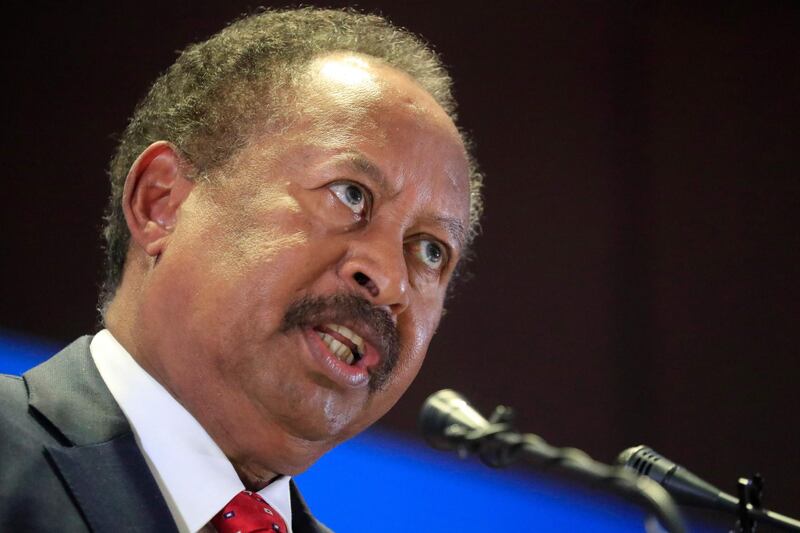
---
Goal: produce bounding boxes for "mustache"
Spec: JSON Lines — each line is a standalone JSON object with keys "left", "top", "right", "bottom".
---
{"left": 280, "top": 294, "right": 400, "bottom": 391}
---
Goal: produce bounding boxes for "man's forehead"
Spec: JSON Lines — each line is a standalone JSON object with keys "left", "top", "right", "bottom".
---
{"left": 244, "top": 54, "right": 469, "bottom": 183}
{"left": 293, "top": 54, "right": 386, "bottom": 125}
{"left": 314, "top": 55, "right": 382, "bottom": 92}
{"left": 297, "top": 53, "right": 459, "bottom": 131}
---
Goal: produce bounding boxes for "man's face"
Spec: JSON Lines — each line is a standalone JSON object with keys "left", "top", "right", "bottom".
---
{"left": 138, "top": 54, "right": 471, "bottom": 475}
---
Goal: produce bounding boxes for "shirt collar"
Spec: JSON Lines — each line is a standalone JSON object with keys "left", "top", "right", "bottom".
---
{"left": 90, "top": 329, "right": 293, "bottom": 533}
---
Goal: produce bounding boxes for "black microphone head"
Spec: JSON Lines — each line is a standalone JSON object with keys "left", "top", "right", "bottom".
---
{"left": 617, "top": 445, "right": 733, "bottom": 512}
{"left": 419, "top": 389, "right": 489, "bottom": 450}
{"left": 617, "top": 445, "right": 678, "bottom": 484}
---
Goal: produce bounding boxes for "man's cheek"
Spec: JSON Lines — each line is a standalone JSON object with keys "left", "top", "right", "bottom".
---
{"left": 391, "top": 319, "right": 435, "bottom": 380}
{"left": 408, "top": 299, "right": 443, "bottom": 346}
{"left": 404, "top": 307, "right": 442, "bottom": 377}
{"left": 218, "top": 215, "right": 307, "bottom": 262}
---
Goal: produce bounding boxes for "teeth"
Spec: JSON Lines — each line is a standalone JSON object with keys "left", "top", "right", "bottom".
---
{"left": 318, "top": 332, "right": 355, "bottom": 365}
{"left": 324, "top": 323, "right": 365, "bottom": 355}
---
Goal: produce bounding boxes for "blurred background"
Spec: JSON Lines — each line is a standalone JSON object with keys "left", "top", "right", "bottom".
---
{"left": 2, "top": 1, "right": 798, "bottom": 531}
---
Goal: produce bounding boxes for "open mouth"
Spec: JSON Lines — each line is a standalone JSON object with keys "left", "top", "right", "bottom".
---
{"left": 282, "top": 294, "right": 400, "bottom": 391}
{"left": 312, "top": 323, "right": 366, "bottom": 366}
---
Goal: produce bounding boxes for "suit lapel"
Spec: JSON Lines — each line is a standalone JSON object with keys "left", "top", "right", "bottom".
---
{"left": 24, "top": 336, "right": 176, "bottom": 532}
{"left": 46, "top": 433, "right": 177, "bottom": 532}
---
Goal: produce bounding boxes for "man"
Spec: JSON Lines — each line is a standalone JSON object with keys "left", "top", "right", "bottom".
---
{"left": 0, "top": 7, "right": 482, "bottom": 532}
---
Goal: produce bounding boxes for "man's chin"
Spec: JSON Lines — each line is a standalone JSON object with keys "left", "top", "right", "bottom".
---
{"left": 280, "top": 390, "right": 371, "bottom": 443}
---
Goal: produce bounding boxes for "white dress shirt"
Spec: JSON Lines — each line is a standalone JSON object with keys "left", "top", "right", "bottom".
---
{"left": 90, "top": 329, "right": 293, "bottom": 533}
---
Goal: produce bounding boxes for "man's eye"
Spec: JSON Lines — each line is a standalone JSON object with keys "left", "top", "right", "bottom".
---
{"left": 413, "top": 239, "right": 447, "bottom": 270}
{"left": 329, "top": 182, "right": 368, "bottom": 217}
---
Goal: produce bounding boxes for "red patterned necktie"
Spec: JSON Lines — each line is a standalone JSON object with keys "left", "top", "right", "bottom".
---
{"left": 211, "top": 490, "right": 288, "bottom": 533}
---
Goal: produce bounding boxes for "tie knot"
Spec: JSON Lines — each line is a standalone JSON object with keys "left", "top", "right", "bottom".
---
{"left": 211, "top": 490, "right": 288, "bottom": 533}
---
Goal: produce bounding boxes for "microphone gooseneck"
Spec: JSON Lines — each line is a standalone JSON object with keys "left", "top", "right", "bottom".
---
{"left": 618, "top": 445, "right": 800, "bottom": 532}
{"left": 419, "top": 390, "right": 687, "bottom": 533}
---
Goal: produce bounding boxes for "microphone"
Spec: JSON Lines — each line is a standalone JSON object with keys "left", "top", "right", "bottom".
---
{"left": 418, "top": 389, "right": 492, "bottom": 451}
{"left": 618, "top": 445, "right": 800, "bottom": 531}
{"left": 618, "top": 445, "right": 737, "bottom": 511}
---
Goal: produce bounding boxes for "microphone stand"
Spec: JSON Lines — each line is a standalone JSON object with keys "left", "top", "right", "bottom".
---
{"left": 442, "top": 405, "right": 687, "bottom": 533}
{"left": 737, "top": 475, "right": 762, "bottom": 533}
{"left": 733, "top": 474, "right": 800, "bottom": 533}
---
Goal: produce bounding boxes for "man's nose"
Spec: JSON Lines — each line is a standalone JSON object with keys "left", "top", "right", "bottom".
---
{"left": 338, "top": 225, "right": 410, "bottom": 316}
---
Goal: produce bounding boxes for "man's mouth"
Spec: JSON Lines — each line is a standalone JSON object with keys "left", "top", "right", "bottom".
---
{"left": 280, "top": 294, "right": 401, "bottom": 391}
{"left": 313, "top": 323, "right": 365, "bottom": 365}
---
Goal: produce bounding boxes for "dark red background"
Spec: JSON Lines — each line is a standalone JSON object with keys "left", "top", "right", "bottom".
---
{"left": 2, "top": 1, "right": 798, "bottom": 519}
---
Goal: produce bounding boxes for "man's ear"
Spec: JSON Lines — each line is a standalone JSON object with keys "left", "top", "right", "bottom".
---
{"left": 122, "top": 141, "right": 195, "bottom": 258}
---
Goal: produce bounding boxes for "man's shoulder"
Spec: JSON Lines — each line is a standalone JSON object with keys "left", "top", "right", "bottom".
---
{"left": 0, "top": 336, "right": 131, "bottom": 532}
{"left": 0, "top": 336, "right": 91, "bottom": 434}
{"left": 0, "top": 370, "right": 62, "bottom": 469}
{"left": 0, "top": 363, "right": 89, "bottom": 531}
{"left": 0, "top": 342, "right": 84, "bottom": 473}
{"left": 0, "top": 366, "right": 59, "bottom": 447}
{"left": 0, "top": 372, "right": 45, "bottom": 457}
{"left": 0, "top": 372, "right": 27, "bottom": 411}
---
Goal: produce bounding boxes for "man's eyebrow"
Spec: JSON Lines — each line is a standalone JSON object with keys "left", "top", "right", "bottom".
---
{"left": 329, "top": 152, "right": 389, "bottom": 193}
{"left": 436, "top": 216, "right": 467, "bottom": 252}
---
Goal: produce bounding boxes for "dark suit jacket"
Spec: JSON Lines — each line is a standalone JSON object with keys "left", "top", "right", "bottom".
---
{"left": 0, "top": 336, "right": 332, "bottom": 533}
